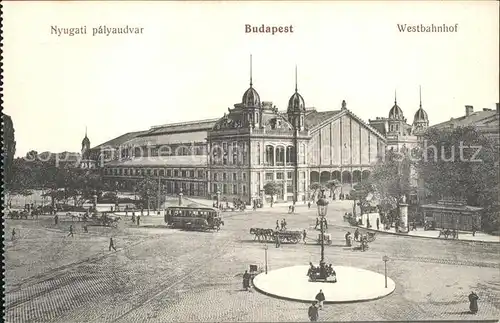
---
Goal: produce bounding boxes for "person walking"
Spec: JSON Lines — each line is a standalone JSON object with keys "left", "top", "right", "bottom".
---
{"left": 376, "top": 217, "right": 380, "bottom": 230}
{"left": 472, "top": 223, "right": 477, "bottom": 237}
{"left": 275, "top": 231, "right": 281, "bottom": 248}
{"left": 11, "top": 228, "right": 16, "bottom": 241}
{"left": 137, "top": 215, "right": 141, "bottom": 226}
{"left": 315, "top": 289, "right": 325, "bottom": 310}
{"left": 276, "top": 220, "right": 280, "bottom": 231}
{"left": 109, "top": 237, "right": 117, "bottom": 251}
{"left": 308, "top": 302, "right": 319, "bottom": 322}
{"left": 83, "top": 224, "right": 88, "bottom": 233}
{"left": 303, "top": 229, "right": 307, "bottom": 243}
{"left": 469, "top": 291, "right": 479, "bottom": 314}
{"left": 314, "top": 218, "right": 319, "bottom": 230}
{"left": 308, "top": 201, "right": 311, "bottom": 209}
{"left": 242, "top": 270, "right": 251, "bottom": 291}
{"left": 67, "top": 225, "right": 74, "bottom": 238}
{"left": 54, "top": 214, "right": 59, "bottom": 225}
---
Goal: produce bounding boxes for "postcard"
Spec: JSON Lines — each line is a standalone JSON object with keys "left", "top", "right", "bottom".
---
{"left": 2, "top": 1, "right": 499, "bottom": 322}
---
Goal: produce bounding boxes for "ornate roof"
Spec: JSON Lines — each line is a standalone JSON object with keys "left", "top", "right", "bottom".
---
{"left": 389, "top": 103, "right": 404, "bottom": 120}
{"left": 413, "top": 107, "right": 428, "bottom": 123}
{"left": 82, "top": 135, "right": 90, "bottom": 146}
{"left": 242, "top": 86, "right": 260, "bottom": 107}
{"left": 287, "top": 91, "right": 305, "bottom": 113}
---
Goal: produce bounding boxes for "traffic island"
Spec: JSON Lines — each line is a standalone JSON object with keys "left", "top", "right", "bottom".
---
{"left": 253, "top": 265, "right": 395, "bottom": 303}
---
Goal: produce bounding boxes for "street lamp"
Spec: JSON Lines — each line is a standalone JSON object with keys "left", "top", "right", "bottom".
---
{"left": 382, "top": 255, "right": 390, "bottom": 288}
{"left": 317, "top": 197, "right": 329, "bottom": 266}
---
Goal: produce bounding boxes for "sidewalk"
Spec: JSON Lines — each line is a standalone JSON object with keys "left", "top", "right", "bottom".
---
{"left": 356, "top": 225, "right": 500, "bottom": 243}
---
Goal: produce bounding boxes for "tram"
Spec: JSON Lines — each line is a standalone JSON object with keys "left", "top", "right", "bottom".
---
{"left": 164, "top": 205, "right": 224, "bottom": 231}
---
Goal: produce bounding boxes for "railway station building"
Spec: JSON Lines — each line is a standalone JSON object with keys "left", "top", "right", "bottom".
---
{"left": 92, "top": 63, "right": 431, "bottom": 205}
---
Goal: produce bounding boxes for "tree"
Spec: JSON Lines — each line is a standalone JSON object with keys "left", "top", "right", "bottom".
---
{"left": 309, "top": 182, "right": 324, "bottom": 199}
{"left": 3, "top": 114, "right": 16, "bottom": 187}
{"left": 263, "top": 181, "right": 281, "bottom": 204}
{"left": 417, "top": 126, "right": 500, "bottom": 232}
{"left": 136, "top": 176, "right": 162, "bottom": 211}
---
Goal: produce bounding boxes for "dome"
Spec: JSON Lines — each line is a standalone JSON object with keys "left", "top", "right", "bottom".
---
{"left": 388, "top": 103, "right": 404, "bottom": 119}
{"left": 413, "top": 107, "right": 428, "bottom": 123}
{"left": 287, "top": 91, "right": 305, "bottom": 112}
{"left": 242, "top": 86, "right": 260, "bottom": 107}
{"left": 82, "top": 135, "right": 90, "bottom": 146}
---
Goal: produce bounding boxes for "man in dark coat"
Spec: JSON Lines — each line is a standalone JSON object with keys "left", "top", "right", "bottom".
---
{"left": 469, "top": 291, "right": 479, "bottom": 314}
{"left": 315, "top": 289, "right": 325, "bottom": 310}
{"left": 242, "top": 270, "right": 251, "bottom": 291}
{"left": 308, "top": 302, "right": 319, "bottom": 321}
{"left": 376, "top": 217, "right": 380, "bottom": 230}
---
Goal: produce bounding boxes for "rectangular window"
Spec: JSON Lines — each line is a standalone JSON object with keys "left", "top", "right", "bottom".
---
{"left": 242, "top": 173, "right": 246, "bottom": 181}
{"left": 287, "top": 171, "right": 293, "bottom": 179}
{"left": 198, "top": 170, "right": 204, "bottom": 178}
{"left": 136, "top": 169, "right": 140, "bottom": 175}
{"left": 141, "top": 169, "right": 145, "bottom": 176}
{"left": 160, "top": 169, "right": 165, "bottom": 176}
{"left": 174, "top": 170, "right": 179, "bottom": 177}
{"left": 213, "top": 173, "right": 218, "bottom": 181}
{"left": 167, "top": 169, "right": 172, "bottom": 177}
{"left": 182, "top": 170, "right": 187, "bottom": 177}
{"left": 233, "top": 185, "right": 238, "bottom": 194}
{"left": 243, "top": 185, "right": 246, "bottom": 195}
{"left": 213, "top": 184, "right": 217, "bottom": 192}
{"left": 223, "top": 184, "right": 227, "bottom": 194}
{"left": 223, "top": 173, "right": 227, "bottom": 180}
{"left": 276, "top": 173, "right": 283, "bottom": 180}
{"left": 265, "top": 173, "right": 273, "bottom": 181}
{"left": 154, "top": 169, "right": 158, "bottom": 176}
{"left": 233, "top": 173, "right": 237, "bottom": 181}
{"left": 190, "top": 170, "right": 194, "bottom": 178}
{"left": 124, "top": 169, "right": 128, "bottom": 175}
{"left": 147, "top": 169, "right": 151, "bottom": 176}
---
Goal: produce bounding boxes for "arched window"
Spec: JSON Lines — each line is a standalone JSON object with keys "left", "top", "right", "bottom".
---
{"left": 256, "top": 143, "right": 261, "bottom": 164}
{"left": 265, "top": 145, "right": 274, "bottom": 165}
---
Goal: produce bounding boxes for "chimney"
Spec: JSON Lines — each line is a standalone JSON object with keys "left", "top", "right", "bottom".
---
{"left": 465, "top": 105, "right": 474, "bottom": 116}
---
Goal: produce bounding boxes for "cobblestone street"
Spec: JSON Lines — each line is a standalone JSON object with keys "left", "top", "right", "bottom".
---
{"left": 4, "top": 201, "right": 500, "bottom": 322}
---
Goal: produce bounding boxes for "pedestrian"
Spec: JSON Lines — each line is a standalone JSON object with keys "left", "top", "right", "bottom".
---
{"left": 303, "top": 229, "right": 307, "bottom": 243}
{"left": 288, "top": 205, "right": 292, "bottom": 213}
{"left": 291, "top": 205, "right": 295, "bottom": 213}
{"left": 83, "top": 224, "right": 88, "bottom": 233}
{"left": 67, "top": 225, "right": 74, "bottom": 237}
{"left": 366, "top": 218, "right": 371, "bottom": 229}
{"left": 308, "top": 201, "right": 311, "bottom": 209}
{"left": 137, "top": 215, "right": 141, "bottom": 226}
{"left": 111, "top": 206, "right": 114, "bottom": 212}
{"left": 468, "top": 291, "right": 479, "bottom": 314}
{"left": 308, "top": 301, "right": 319, "bottom": 322}
{"left": 323, "top": 218, "right": 328, "bottom": 230}
{"left": 11, "top": 228, "right": 16, "bottom": 241}
{"left": 275, "top": 231, "right": 281, "bottom": 248}
{"left": 315, "top": 289, "right": 325, "bottom": 310}
{"left": 54, "top": 214, "right": 59, "bottom": 225}
{"left": 276, "top": 220, "right": 280, "bottom": 230}
{"left": 354, "top": 228, "right": 360, "bottom": 241}
{"left": 283, "top": 219, "right": 287, "bottom": 230}
{"left": 376, "top": 217, "right": 380, "bottom": 230}
{"left": 314, "top": 218, "right": 319, "bottom": 230}
{"left": 108, "top": 237, "right": 117, "bottom": 251}
{"left": 472, "top": 223, "right": 477, "bottom": 237}
{"left": 242, "top": 270, "right": 251, "bottom": 291}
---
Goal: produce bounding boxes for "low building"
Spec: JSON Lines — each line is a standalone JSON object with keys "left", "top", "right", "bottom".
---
{"left": 421, "top": 198, "right": 482, "bottom": 231}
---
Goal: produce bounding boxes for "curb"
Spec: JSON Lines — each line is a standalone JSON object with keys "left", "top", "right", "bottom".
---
{"left": 334, "top": 223, "right": 500, "bottom": 245}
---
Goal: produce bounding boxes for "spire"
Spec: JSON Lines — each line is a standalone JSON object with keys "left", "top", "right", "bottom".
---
{"left": 249, "top": 54, "right": 253, "bottom": 87}
{"left": 419, "top": 85, "right": 422, "bottom": 108}
{"left": 394, "top": 89, "right": 397, "bottom": 105}
{"left": 85, "top": 126, "right": 87, "bottom": 137}
{"left": 295, "top": 65, "right": 298, "bottom": 92}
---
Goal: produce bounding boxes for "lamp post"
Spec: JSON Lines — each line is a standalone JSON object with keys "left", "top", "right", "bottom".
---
{"left": 316, "top": 197, "right": 329, "bottom": 265}
{"left": 216, "top": 189, "right": 221, "bottom": 208}
{"left": 382, "top": 255, "right": 389, "bottom": 288}
{"left": 264, "top": 244, "right": 268, "bottom": 274}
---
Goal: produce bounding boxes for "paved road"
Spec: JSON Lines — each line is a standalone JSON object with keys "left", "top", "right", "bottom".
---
{"left": 4, "top": 201, "right": 500, "bottom": 322}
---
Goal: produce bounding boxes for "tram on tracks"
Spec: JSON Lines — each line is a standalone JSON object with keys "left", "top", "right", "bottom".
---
{"left": 164, "top": 205, "right": 224, "bottom": 231}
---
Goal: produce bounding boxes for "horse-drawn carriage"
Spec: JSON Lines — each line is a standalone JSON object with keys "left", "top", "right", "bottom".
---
{"left": 249, "top": 228, "right": 301, "bottom": 244}
{"left": 8, "top": 209, "right": 29, "bottom": 220}
{"left": 89, "top": 212, "right": 121, "bottom": 227}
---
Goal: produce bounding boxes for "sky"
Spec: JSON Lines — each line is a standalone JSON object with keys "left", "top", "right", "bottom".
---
{"left": 3, "top": 1, "right": 499, "bottom": 157}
